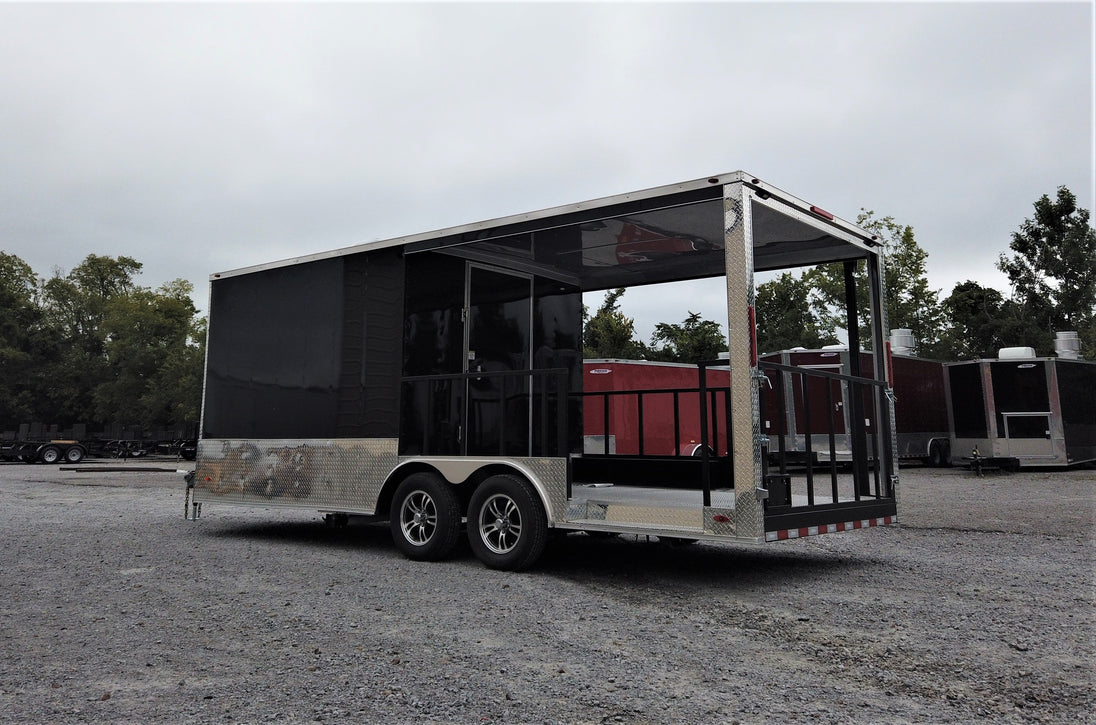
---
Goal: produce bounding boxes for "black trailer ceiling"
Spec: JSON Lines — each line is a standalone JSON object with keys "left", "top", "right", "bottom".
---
{"left": 406, "top": 186, "right": 874, "bottom": 292}
{"left": 214, "top": 174, "right": 879, "bottom": 292}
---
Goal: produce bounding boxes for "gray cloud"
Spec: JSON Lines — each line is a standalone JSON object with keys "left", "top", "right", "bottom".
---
{"left": 1, "top": 2, "right": 1090, "bottom": 336}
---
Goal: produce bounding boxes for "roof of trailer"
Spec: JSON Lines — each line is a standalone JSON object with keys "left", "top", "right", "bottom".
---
{"left": 211, "top": 171, "right": 880, "bottom": 290}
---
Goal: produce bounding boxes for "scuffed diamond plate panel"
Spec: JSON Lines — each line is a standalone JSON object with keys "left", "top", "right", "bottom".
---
{"left": 193, "top": 439, "right": 398, "bottom": 513}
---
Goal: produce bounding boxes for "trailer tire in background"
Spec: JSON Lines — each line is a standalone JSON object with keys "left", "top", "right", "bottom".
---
{"left": 467, "top": 473, "right": 548, "bottom": 571}
{"left": 38, "top": 446, "right": 61, "bottom": 464}
{"left": 928, "top": 439, "right": 950, "bottom": 468}
{"left": 389, "top": 472, "right": 463, "bottom": 562}
{"left": 64, "top": 445, "right": 85, "bottom": 464}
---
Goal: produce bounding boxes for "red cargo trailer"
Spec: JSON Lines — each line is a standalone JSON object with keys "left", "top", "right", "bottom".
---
{"left": 582, "top": 359, "right": 731, "bottom": 456}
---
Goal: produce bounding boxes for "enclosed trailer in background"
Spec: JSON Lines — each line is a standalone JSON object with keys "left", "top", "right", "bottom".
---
{"left": 581, "top": 359, "right": 731, "bottom": 458}
{"left": 190, "top": 172, "right": 898, "bottom": 570}
{"left": 944, "top": 354, "right": 1096, "bottom": 469}
{"left": 758, "top": 348, "right": 950, "bottom": 466}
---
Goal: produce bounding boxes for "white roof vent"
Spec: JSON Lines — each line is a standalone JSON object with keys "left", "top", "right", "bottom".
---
{"left": 998, "top": 346, "right": 1037, "bottom": 360}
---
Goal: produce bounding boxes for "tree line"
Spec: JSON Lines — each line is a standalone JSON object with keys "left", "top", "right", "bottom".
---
{"left": 0, "top": 254, "right": 204, "bottom": 437}
{"left": 587, "top": 186, "right": 1096, "bottom": 363}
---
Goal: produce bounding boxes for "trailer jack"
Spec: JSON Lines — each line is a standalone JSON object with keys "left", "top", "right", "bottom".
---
{"left": 183, "top": 471, "right": 202, "bottom": 520}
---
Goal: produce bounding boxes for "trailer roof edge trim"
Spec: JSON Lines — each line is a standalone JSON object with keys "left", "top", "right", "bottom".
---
{"left": 209, "top": 171, "right": 878, "bottom": 282}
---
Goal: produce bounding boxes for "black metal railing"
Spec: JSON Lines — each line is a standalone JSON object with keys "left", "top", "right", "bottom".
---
{"left": 759, "top": 361, "right": 893, "bottom": 506}
{"left": 574, "top": 361, "right": 732, "bottom": 505}
{"left": 399, "top": 368, "right": 571, "bottom": 457}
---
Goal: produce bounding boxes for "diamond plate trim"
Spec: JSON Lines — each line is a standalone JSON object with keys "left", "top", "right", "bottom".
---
{"left": 193, "top": 439, "right": 398, "bottom": 513}
{"left": 725, "top": 183, "right": 763, "bottom": 539}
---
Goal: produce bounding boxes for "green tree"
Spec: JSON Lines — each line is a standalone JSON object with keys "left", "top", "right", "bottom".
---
{"left": 997, "top": 186, "right": 1096, "bottom": 358}
{"left": 583, "top": 288, "right": 645, "bottom": 359}
{"left": 647, "top": 312, "right": 726, "bottom": 363}
{"left": 0, "top": 253, "right": 43, "bottom": 426}
{"left": 94, "top": 280, "right": 199, "bottom": 429}
{"left": 754, "top": 272, "right": 834, "bottom": 353}
{"left": 38, "top": 255, "right": 145, "bottom": 424}
{"left": 806, "top": 211, "right": 944, "bottom": 355}
{"left": 935, "top": 281, "right": 1046, "bottom": 360}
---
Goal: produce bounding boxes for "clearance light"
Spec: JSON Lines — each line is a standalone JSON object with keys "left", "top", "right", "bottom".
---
{"left": 810, "top": 205, "right": 835, "bottom": 221}
{"left": 713, "top": 514, "right": 730, "bottom": 523}
{"left": 748, "top": 305, "right": 758, "bottom": 367}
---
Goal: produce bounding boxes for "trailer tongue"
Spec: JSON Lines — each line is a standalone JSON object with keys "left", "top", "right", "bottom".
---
{"left": 190, "top": 172, "right": 898, "bottom": 570}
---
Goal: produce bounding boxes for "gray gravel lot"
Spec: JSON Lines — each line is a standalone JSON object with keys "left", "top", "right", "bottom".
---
{"left": 1, "top": 460, "right": 1093, "bottom": 724}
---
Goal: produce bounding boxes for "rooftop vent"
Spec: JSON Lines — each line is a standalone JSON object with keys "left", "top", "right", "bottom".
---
{"left": 890, "top": 328, "right": 915, "bottom": 356}
{"left": 998, "top": 347, "right": 1037, "bottom": 360}
{"left": 1055, "top": 331, "right": 1081, "bottom": 360}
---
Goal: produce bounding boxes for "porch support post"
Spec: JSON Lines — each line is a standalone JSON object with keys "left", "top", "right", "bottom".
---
{"left": 724, "top": 182, "right": 763, "bottom": 539}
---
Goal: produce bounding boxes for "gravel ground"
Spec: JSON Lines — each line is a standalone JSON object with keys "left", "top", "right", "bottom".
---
{"left": 0, "top": 460, "right": 1092, "bottom": 724}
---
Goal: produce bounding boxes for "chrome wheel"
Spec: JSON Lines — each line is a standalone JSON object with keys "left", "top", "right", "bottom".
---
{"left": 399, "top": 490, "right": 438, "bottom": 546}
{"left": 467, "top": 474, "right": 548, "bottom": 571}
{"left": 477, "top": 493, "right": 523, "bottom": 555}
{"left": 389, "top": 473, "right": 461, "bottom": 562}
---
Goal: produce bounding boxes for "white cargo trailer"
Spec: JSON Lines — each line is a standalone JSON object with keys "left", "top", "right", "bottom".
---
{"left": 189, "top": 172, "right": 899, "bottom": 570}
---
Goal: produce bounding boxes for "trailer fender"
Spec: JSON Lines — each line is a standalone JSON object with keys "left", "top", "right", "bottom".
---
{"left": 382, "top": 458, "right": 559, "bottom": 525}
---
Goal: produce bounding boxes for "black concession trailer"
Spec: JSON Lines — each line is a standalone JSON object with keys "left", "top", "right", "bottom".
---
{"left": 944, "top": 354, "right": 1096, "bottom": 469}
{"left": 191, "top": 172, "right": 899, "bottom": 570}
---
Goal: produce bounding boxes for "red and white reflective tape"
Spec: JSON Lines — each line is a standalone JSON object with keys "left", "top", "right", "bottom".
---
{"left": 765, "top": 515, "right": 897, "bottom": 542}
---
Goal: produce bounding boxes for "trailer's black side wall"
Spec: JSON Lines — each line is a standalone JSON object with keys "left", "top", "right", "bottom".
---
{"left": 1057, "top": 361, "right": 1096, "bottom": 460}
{"left": 202, "top": 250, "right": 404, "bottom": 439}
{"left": 948, "top": 363, "right": 987, "bottom": 438}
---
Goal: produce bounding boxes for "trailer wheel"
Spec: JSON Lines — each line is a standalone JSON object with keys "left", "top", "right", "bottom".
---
{"left": 389, "top": 473, "right": 462, "bottom": 562}
{"left": 467, "top": 474, "right": 548, "bottom": 571}
{"left": 929, "top": 440, "right": 949, "bottom": 468}
{"left": 64, "top": 446, "right": 85, "bottom": 464}
{"left": 38, "top": 446, "right": 61, "bottom": 464}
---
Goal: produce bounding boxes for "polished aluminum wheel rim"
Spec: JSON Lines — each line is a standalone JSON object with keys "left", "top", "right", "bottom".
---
{"left": 399, "top": 491, "right": 437, "bottom": 546}
{"left": 478, "top": 493, "right": 521, "bottom": 554}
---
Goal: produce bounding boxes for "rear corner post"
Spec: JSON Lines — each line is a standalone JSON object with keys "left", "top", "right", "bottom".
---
{"left": 724, "top": 181, "right": 764, "bottom": 539}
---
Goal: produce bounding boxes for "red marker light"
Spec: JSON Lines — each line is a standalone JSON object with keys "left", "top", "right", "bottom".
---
{"left": 713, "top": 514, "right": 730, "bottom": 523}
{"left": 748, "top": 306, "right": 758, "bottom": 367}
{"left": 810, "top": 205, "right": 835, "bottom": 221}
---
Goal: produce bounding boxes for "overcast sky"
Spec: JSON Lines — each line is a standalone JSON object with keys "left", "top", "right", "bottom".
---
{"left": 1, "top": 1, "right": 1092, "bottom": 342}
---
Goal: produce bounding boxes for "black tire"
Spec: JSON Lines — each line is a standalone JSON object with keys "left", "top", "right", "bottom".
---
{"left": 38, "top": 446, "right": 61, "bottom": 464}
{"left": 467, "top": 474, "right": 548, "bottom": 571}
{"left": 64, "top": 446, "right": 85, "bottom": 464}
{"left": 389, "top": 473, "right": 462, "bottom": 562}
{"left": 929, "top": 440, "right": 949, "bottom": 468}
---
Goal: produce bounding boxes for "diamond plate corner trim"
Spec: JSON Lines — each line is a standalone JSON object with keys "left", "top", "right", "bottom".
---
{"left": 704, "top": 507, "right": 736, "bottom": 537}
{"left": 724, "top": 183, "right": 763, "bottom": 540}
{"left": 521, "top": 457, "right": 569, "bottom": 522}
{"left": 193, "top": 438, "right": 398, "bottom": 512}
